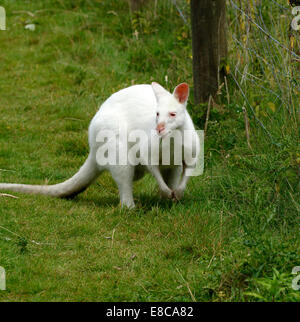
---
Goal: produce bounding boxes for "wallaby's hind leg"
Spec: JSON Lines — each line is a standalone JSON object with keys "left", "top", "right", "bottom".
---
{"left": 110, "top": 165, "right": 135, "bottom": 208}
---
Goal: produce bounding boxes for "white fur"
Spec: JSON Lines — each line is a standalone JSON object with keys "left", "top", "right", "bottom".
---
{"left": 0, "top": 83, "right": 199, "bottom": 208}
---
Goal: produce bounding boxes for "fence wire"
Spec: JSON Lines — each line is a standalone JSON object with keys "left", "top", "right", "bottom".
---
{"left": 170, "top": 0, "right": 299, "bottom": 142}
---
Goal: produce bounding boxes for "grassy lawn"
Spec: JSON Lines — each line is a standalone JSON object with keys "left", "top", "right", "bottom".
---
{"left": 0, "top": 0, "right": 299, "bottom": 301}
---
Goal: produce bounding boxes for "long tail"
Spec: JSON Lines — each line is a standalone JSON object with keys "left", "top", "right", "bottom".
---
{"left": 0, "top": 154, "right": 100, "bottom": 198}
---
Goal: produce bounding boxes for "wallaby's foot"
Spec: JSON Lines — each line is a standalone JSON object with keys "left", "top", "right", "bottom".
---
{"left": 121, "top": 198, "right": 135, "bottom": 209}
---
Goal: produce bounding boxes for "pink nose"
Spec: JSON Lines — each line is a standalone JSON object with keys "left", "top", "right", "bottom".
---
{"left": 156, "top": 123, "right": 165, "bottom": 134}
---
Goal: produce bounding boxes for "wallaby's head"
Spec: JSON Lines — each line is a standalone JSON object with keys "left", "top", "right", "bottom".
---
{"left": 151, "top": 82, "right": 189, "bottom": 137}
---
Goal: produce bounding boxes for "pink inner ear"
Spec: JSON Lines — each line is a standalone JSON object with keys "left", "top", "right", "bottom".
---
{"left": 174, "top": 83, "right": 189, "bottom": 103}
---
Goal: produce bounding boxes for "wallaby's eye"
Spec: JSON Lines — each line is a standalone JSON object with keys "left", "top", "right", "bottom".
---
{"left": 156, "top": 112, "right": 159, "bottom": 117}
{"left": 169, "top": 112, "right": 176, "bottom": 117}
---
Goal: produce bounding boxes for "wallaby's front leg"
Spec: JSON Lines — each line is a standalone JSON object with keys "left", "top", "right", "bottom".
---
{"left": 147, "top": 165, "right": 173, "bottom": 199}
{"left": 160, "top": 166, "right": 182, "bottom": 200}
{"left": 172, "top": 163, "right": 191, "bottom": 201}
{"left": 163, "top": 166, "right": 182, "bottom": 190}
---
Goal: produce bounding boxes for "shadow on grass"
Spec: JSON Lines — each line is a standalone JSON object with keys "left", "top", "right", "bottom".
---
{"left": 67, "top": 191, "right": 180, "bottom": 212}
{"left": 70, "top": 191, "right": 199, "bottom": 214}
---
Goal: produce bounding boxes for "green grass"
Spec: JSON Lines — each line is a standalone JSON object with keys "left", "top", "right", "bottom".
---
{"left": 0, "top": 0, "right": 299, "bottom": 301}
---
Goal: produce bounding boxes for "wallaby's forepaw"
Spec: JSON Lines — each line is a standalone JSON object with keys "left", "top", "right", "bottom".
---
{"left": 160, "top": 188, "right": 173, "bottom": 199}
{"left": 172, "top": 189, "right": 184, "bottom": 201}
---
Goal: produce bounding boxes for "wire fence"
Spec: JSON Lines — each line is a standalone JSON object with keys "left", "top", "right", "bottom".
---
{"left": 230, "top": 0, "right": 299, "bottom": 140}
{"left": 169, "top": 0, "right": 299, "bottom": 143}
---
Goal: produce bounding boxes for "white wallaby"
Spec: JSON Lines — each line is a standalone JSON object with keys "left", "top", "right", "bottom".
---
{"left": 0, "top": 82, "right": 199, "bottom": 208}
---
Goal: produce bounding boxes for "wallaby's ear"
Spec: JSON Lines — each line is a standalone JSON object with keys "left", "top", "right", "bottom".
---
{"left": 173, "top": 83, "right": 189, "bottom": 104}
{"left": 151, "top": 82, "right": 169, "bottom": 102}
